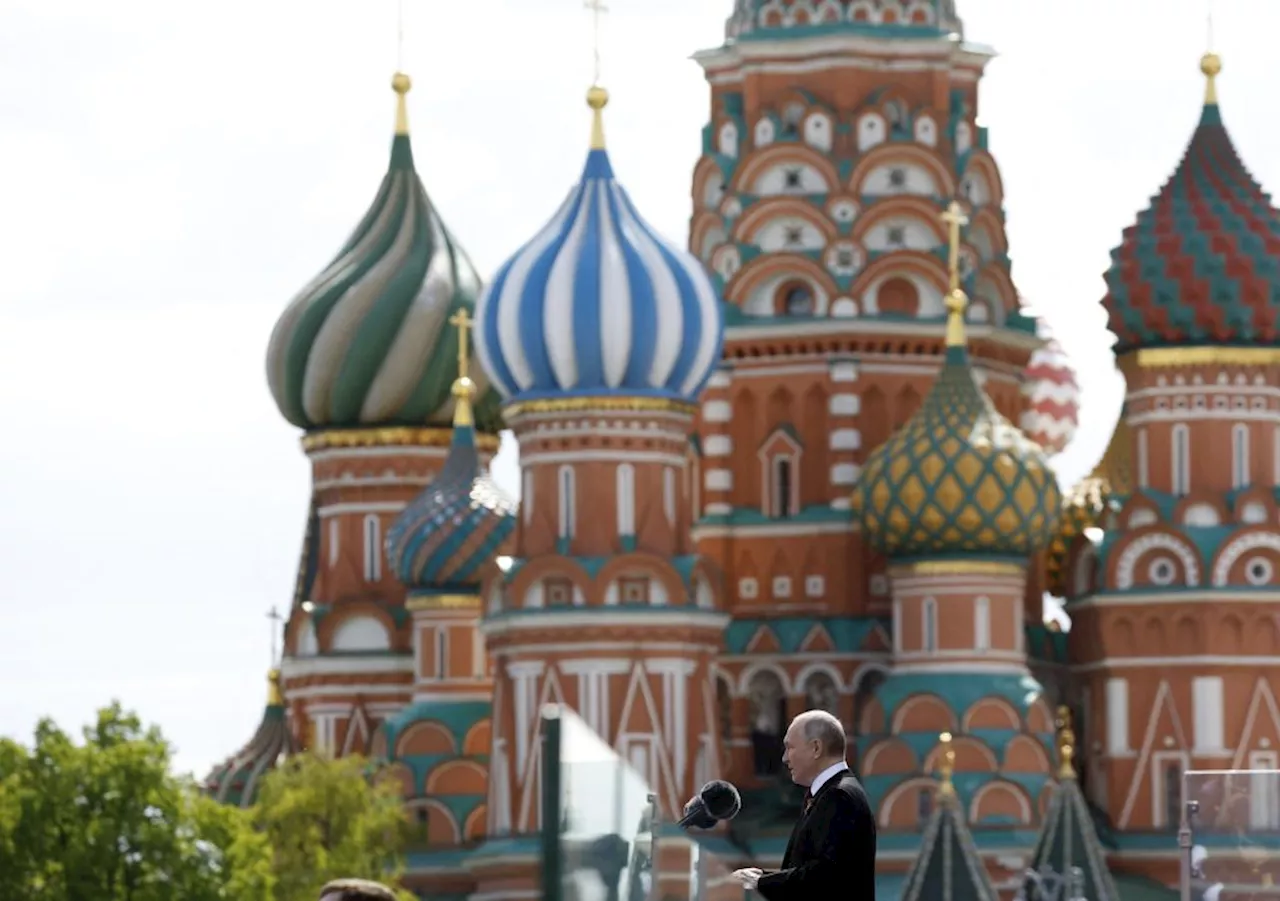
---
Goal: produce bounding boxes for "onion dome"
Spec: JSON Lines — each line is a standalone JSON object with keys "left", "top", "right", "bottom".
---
{"left": 901, "top": 732, "right": 997, "bottom": 901}
{"left": 385, "top": 311, "right": 516, "bottom": 591}
{"left": 1019, "top": 322, "right": 1080, "bottom": 457}
{"left": 204, "top": 669, "right": 292, "bottom": 808}
{"left": 474, "top": 86, "right": 723, "bottom": 407}
{"left": 1102, "top": 53, "right": 1280, "bottom": 353}
{"left": 1044, "top": 415, "right": 1133, "bottom": 597}
{"left": 854, "top": 203, "right": 1060, "bottom": 559}
{"left": 266, "top": 72, "right": 501, "bottom": 432}
{"left": 1022, "top": 709, "right": 1120, "bottom": 901}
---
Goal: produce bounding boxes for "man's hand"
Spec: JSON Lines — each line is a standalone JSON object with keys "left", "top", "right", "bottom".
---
{"left": 732, "top": 867, "right": 763, "bottom": 891}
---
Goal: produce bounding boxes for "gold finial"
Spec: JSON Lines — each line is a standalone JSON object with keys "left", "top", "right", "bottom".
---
{"left": 587, "top": 85, "right": 610, "bottom": 150}
{"left": 1056, "top": 705, "right": 1076, "bottom": 779}
{"left": 937, "top": 731, "right": 956, "bottom": 797}
{"left": 940, "top": 200, "right": 970, "bottom": 348}
{"left": 392, "top": 71, "right": 412, "bottom": 135}
{"left": 448, "top": 309, "right": 476, "bottom": 427}
{"left": 1200, "top": 52, "right": 1221, "bottom": 105}
{"left": 267, "top": 668, "right": 283, "bottom": 706}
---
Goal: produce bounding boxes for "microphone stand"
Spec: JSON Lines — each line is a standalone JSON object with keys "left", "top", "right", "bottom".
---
{"left": 645, "top": 792, "right": 660, "bottom": 901}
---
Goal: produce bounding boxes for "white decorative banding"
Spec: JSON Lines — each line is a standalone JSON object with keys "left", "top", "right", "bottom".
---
{"left": 830, "top": 394, "right": 859, "bottom": 416}
{"left": 831, "top": 463, "right": 861, "bottom": 485}
{"left": 830, "top": 428, "right": 861, "bottom": 451}
{"left": 702, "top": 400, "right": 732, "bottom": 422}
{"left": 1114, "top": 532, "right": 1201, "bottom": 589}
{"left": 1211, "top": 532, "right": 1280, "bottom": 586}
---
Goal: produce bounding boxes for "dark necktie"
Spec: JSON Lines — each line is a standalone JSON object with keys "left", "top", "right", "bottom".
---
{"left": 803, "top": 791, "right": 814, "bottom": 814}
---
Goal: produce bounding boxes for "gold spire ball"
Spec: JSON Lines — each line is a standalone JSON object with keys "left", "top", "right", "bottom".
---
{"left": 448, "top": 309, "right": 476, "bottom": 427}
{"left": 587, "top": 84, "right": 609, "bottom": 150}
{"left": 1201, "top": 51, "right": 1221, "bottom": 104}
{"left": 937, "top": 731, "right": 957, "bottom": 798}
{"left": 267, "top": 668, "right": 283, "bottom": 706}
{"left": 392, "top": 71, "right": 412, "bottom": 135}
{"left": 1055, "top": 705, "right": 1077, "bottom": 779}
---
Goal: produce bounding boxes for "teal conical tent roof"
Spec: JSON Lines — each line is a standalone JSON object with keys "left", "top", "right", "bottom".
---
{"left": 1022, "top": 708, "right": 1120, "bottom": 901}
{"left": 902, "top": 732, "right": 999, "bottom": 901}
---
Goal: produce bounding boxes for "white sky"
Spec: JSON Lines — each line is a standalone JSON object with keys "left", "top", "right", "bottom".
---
{"left": 2, "top": 0, "right": 1277, "bottom": 780}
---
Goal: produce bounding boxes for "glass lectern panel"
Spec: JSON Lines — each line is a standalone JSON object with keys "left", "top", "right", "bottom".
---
{"left": 539, "top": 704, "right": 747, "bottom": 901}
{"left": 1182, "top": 769, "right": 1280, "bottom": 901}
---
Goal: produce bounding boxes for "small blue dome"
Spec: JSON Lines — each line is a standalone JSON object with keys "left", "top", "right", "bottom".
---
{"left": 385, "top": 380, "right": 516, "bottom": 591}
{"left": 474, "top": 89, "right": 723, "bottom": 405}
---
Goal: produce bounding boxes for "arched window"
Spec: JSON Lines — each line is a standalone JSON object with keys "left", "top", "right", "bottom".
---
{"left": 779, "top": 283, "right": 814, "bottom": 316}
{"left": 1233, "top": 424, "right": 1251, "bottom": 489}
{"left": 522, "top": 468, "right": 535, "bottom": 524}
{"left": 329, "top": 518, "right": 340, "bottom": 567}
{"left": 363, "top": 515, "right": 381, "bottom": 582}
{"left": 663, "top": 467, "right": 677, "bottom": 525}
{"left": 1171, "top": 424, "right": 1190, "bottom": 496}
{"left": 771, "top": 457, "right": 796, "bottom": 518}
{"left": 922, "top": 598, "right": 938, "bottom": 652}
{"left": 616, "top": 463, "right": 636, "bottom": 538}
{"left": 747, "top": 671, "right": 787, "bottom": 776}
{"left": 558, "top": 466, "right": 576, "bottom": 541}
{"left": 876, "top": 276, "right": 919, "bottom": 317}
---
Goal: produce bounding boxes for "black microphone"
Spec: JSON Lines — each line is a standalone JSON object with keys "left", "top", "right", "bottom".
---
{"left": 678, "top": 780, "right": 742, "bottom": 829}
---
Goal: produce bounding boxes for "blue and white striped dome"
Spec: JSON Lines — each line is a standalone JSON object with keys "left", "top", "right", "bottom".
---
{"left": 474, "top": 89, "right": 723, "bottom": 405}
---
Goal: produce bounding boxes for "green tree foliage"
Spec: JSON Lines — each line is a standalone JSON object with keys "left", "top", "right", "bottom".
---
{"left": 251, "top": 753, "right": 415, "bottom": 901}
{"left": 0, "top": 702, "right": 275, "bottom": 901}
{"left": 0, "top": 704, "right": 417, "bottom": 901}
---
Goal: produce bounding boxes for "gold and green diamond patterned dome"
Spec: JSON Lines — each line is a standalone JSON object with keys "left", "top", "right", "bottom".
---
{"left": 853, "top": 203, "right": 1061, "bottom": 559}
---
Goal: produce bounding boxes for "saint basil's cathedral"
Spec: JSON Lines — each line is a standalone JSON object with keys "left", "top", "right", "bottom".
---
{"left": 205, "top": 1, "right": 1280, "bottom": 898}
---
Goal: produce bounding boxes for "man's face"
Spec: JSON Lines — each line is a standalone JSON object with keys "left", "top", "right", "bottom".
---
{"left": 781, "top": 720, "right": 820, "bottom": 786}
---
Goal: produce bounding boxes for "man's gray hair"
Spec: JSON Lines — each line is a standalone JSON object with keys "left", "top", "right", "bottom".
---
{"left": 796, "top": 709, "right": 847, "bottom": 757}
{"left": 319, "top": 878, "right": 398, "bottom": 901}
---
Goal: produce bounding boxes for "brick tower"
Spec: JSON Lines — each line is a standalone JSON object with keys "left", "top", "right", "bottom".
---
{"left": 468, "top": 83, "right": 728, "bottom": 891}
{"left": 1051, "top": 53, "right": 1280, "bottom": 884}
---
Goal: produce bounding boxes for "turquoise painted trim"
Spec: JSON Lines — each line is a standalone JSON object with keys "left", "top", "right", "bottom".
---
{"left": 872, "top": 671, "right": 1048, "bottom": 717}
{"left": 723, "top": 616, "right": 886, "bottom": 654}
{"left": 381, "top": 700, "right": 492, "bottom": 748}
{"left": 697, "top": 504, "right": 853, "bottom": 527}
{"left": 732, "top": 23, "right": 951, "bottom": 42}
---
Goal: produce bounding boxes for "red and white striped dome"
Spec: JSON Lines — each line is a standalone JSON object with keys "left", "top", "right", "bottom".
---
{"left": 1019, "top": 321, "right": 1080, "bottom": 457}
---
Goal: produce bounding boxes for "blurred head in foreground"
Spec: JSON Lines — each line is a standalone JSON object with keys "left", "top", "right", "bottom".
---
{"left": 318, "top": 879, "right": 397, "bottom": 901}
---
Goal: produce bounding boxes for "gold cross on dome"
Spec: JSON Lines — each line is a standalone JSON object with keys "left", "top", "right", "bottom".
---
{"left": 449, "top": 308, "right": 474, "bottom": 381}
{"left": 941, "top": 200, "right": 969, "bottom": 293}
{"left": 266, "top": 606, "right": 284, "bottom": 664}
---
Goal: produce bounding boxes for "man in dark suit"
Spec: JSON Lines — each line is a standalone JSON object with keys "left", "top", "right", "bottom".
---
{"left": 732, "top": 710, "right": 877, "bottom": 900}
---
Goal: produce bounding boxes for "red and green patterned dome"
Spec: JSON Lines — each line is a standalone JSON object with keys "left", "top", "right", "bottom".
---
{"left": 1102, "top": 54, "right": 1280, "bottom": 353}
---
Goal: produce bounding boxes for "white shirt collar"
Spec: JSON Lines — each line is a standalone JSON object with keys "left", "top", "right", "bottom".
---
{"left": 809, "top": 760, "right": 848, "bottom": 795}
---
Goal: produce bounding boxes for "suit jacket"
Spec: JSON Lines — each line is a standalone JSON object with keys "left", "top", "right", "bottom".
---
{"left": 756, "top": 769, "right": 877, "bottom": 901}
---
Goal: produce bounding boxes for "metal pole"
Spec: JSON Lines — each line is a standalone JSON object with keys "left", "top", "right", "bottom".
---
{"left": 645, "top": 792, "right": 659, "bottom": 901}
{"left": 541, "top": 706, "right": 564, "bottom": 901}
{"left": 1178, "top": 791, "right": 1198, "bottom": 901}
